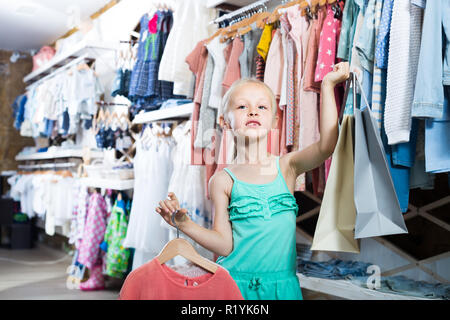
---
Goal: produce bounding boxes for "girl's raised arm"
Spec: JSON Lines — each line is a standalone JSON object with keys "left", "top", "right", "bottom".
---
{"left": 285, "top": 62, "right": 350, "bottom": 177}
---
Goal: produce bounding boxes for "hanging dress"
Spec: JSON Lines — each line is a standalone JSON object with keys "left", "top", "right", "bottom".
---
{"left": 216, "top": 156, "right": 302, "bottom": 300}
{"left": 123, "top": 128, "right": 174, "bottom": 269}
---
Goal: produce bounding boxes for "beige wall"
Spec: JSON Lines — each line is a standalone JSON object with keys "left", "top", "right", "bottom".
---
{"left": 0, "top": 50, "right": 34, "bottom": 172}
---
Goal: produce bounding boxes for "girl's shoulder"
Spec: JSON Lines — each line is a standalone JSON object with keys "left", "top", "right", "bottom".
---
{"left": 209, "top": 169, "right": 233, "bottom": 198}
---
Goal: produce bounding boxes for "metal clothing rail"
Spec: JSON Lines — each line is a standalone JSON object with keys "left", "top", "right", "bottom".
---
{"left": 25, "top": 53, "right": 93, "bottom": 90}
{"left": 17, "top": 162, "right": 77, "bottom": 170}
{"left": 211, "top": 0, "right": 270, "bottom": 24}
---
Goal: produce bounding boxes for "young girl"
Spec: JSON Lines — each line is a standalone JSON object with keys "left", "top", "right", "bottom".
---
{"left": 156, "top": 62, "right": 350, "bottom": 300}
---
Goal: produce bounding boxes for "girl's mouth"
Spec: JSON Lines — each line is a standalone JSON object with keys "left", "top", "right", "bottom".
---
{"left": 245, "top": 120, "right": 261, "bottom": 127}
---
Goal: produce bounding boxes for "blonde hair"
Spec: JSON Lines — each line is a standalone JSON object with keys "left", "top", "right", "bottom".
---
{"left": 221, "top": 78, "right": 277, "bottom": 123}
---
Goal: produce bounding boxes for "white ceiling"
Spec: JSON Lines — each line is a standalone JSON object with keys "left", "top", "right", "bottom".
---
{"left": 0, "top": 0, "right": 110, "bottom": 52}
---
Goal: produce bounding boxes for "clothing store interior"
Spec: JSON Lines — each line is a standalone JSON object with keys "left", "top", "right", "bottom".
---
{"left": 0, "top": 0, "right": 449, "bottom": 301}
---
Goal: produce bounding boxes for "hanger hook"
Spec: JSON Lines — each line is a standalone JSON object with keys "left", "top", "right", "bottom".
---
{"left": 171, "top": 210, "right": 180, "bottom": 238}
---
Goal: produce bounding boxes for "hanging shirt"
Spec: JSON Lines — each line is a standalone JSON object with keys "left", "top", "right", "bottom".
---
{"left": 158, "top": 0, "right": 216, "bottom": 97}
{"left": 119, "top": 258, "right": 243, "bottom": 300}
{"left": 264, "top": 29, "right": 284, "bottom": 101}
{"left": 103, "top": 199, "right": 131, "bottom": 279}
{"left": 222, "top": 37, "right": 244, "bottom": 94}
{"left": 257, "top": 24, "right": 274, "bottom": 62}
{"left": 315, "top": 5, "right": 342, "bottom": 82}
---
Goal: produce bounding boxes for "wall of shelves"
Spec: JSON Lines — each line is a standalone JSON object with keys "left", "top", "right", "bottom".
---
{"left": 132, "top": 103, "right": 194, "bottom": 124}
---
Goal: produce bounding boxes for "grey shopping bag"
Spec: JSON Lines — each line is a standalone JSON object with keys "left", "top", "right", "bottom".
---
{"left": 353, "top": 75, "right": 408, "bottom": 239}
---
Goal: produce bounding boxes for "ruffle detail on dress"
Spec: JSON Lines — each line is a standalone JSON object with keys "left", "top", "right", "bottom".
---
{"left": 228, "top": 193, "right": 299, "bottom": 221}
{"left": 228, "top": 195, "right": 265, "bottom": 221}
{"left": 268, "top": 193, "right": 299, "bottom": 216}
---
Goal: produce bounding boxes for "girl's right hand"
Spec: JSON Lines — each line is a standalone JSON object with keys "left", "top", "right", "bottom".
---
{"left": 155, "top": 192, "right": 190, "bottom": 228}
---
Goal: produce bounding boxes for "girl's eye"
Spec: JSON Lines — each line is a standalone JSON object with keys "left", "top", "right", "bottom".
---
{"left": 258, "top": 105, "right": 267, "bottom": 110}
{"left": 237, "top": 105, "right": 246, "bottom": 109}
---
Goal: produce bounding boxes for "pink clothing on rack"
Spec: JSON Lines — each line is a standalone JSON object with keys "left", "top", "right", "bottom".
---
{"left": 119, "top": 258, "right": 244, "bottom": 300}
{"left": 223, "top": 37, "right": 244, "bottom": 93}
{"left": 186, "top": 40, "right": 209, "bottom": 167}
{"left": 78, "top": 192, "right": 108, "bottom": 270}
{"left": 186, "top": 40, "right": 208, "bottom": 104}
{"left": 295, "top": 20, "right": 320, "bottom": 192}
{"left": 80, "top": 264, "right": 105, "bottom": 291}
{"left": 314, "top": 5, "right": 342, "bottom": 82}
{"left": 303, "top": 6, "right": 327, "bottom": 93}
{"left": 264, "top": 29, "right": 284, "bottom": 100}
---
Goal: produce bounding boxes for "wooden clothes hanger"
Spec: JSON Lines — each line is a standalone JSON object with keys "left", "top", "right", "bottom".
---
{"left": 157, "top": 211, "right": 218, "bottom": 274}
{"left": 268, "top": 0, "right": 304, "bottom": 23}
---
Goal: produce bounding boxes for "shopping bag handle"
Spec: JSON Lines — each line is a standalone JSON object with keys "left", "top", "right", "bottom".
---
{"left": 338, "top": 72, "right": 356, "bottom": 124}
{"left": 338, "top": 71, "right": 372, "bottom": 124}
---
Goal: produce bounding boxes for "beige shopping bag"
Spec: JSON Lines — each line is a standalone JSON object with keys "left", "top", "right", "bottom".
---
{"left": 311, "top": 115, "right": 360, "bottom": 253}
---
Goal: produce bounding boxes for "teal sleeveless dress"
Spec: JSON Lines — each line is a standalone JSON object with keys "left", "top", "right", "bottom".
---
{"left": 216, "top": 156, "right": 303, "bottom": 300}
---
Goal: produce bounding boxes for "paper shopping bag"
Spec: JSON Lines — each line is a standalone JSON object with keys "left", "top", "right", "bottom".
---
{"left": 311, "top": 115, "right": 360, "bottom": 253}
{"left": 353, "top": 106, "right": 408, "bottom": 238}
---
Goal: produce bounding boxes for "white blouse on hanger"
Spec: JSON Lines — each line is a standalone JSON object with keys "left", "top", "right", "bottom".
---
{"left": 158, "top": 0, "right": 217, "bottom": 98}
{"left": 206, "top": 36, "right": 227, "bottom": 111}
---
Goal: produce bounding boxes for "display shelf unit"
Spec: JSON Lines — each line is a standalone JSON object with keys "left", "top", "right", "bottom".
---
{"left": 15, "top": 149, "right": 104, "bottom": 161}
{"left": 296, "top": 273, "right": 433, "bottom": 300}
{"left": 132, "top": 103, "right": 194, "bottom": 124}
{"left": 23, "top": 40, "right": 117, "bottom": 86}
{"left": 80, "top": 177, "right": 134, "bottom": 190}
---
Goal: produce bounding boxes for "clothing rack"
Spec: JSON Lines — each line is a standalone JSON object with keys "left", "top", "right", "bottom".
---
{"left": 212, "top": 0, "right": 269, "bottom": 26}
{"left": 25, "top": 53, "right": 94, "bottom": 90}
{"left": 96, "top": 100, "right": 131, "bottom": 107}
{"left": 17, "top": 162, "right": 77, "bottom": 170}
{"left": 119, "top": 40, "right": 139, "bottom": 44}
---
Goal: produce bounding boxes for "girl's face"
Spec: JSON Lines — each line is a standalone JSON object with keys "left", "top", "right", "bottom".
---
{"left": 226, "top": 82, "right": 277, "bottom": 139}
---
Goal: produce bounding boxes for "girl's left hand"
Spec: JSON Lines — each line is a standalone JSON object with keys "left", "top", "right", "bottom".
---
{"left": 322, "top": 62, "right": 350, "bottom": 87}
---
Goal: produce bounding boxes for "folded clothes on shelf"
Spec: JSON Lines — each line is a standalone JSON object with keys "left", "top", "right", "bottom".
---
{"left": 297, "top": 258, "right": 373, "bottom": 280}
{"left": 349, "top": 275, "right": 450, "bottom": 300}
{"left": 160, "top": 99, "right": 193, "bottom": 109}
{"left": 297, "top": 258, "right": 450, "bottom": 300}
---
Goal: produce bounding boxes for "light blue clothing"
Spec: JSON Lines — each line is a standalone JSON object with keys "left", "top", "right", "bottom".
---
{"left": 376, "top": 69, "right": 412, "bottom": 213}
{"left": 410, "top": 159, "right": 435, "bottom": 190}
{"left": 411, "top": 0, "right": 426, "bottom": 8}
{"left": 160, "top": 99, "right": 192, "bottom": 109}
{"left": 337, "top": 0, "right": 360, "bottom": 62}
{"left": 355, "top": 0, "right": 381, "bottom": 72}
{"left": 392, "top": 119, "right": 418, "bottom": 168}
{"left": 350, "top": 275, "right": 450, "bottom": 300}
{"left": 361, "top": 69, "right": 373, "bottom": 110}
{"left": 297, "top": 258, "right": 372, "bottom": 280}
{"left": 412, "top": 0, "right": 450, "bottom": 118}
{"left": 425, "top": 85, "right": 450, "bottom": 173}
{"left": 375, "top": 0, "right": 394, "bottom": 69}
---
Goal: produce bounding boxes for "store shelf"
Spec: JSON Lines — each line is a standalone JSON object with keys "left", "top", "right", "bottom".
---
{"left": 23, "top": 40, "right": 117, "bottom": 85}
{"left": 132, "top": 103, "right": 194, "bottom": 124}
{"left": 15, "top": 149, "right": 104, "bottom": 161}
{"left": 297, "top": 273, "right": 433, "bottom": 300}
{"left": 207, "top": 0, "right": 262, "bottom": 8}
{"left": 80, "top": 178, "right": 134, "bottom": 190}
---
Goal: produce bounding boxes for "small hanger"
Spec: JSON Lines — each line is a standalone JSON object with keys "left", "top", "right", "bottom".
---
{"left": 268, "top": 0, "right": 303, "bottom": 23}
{"left": 157, "top": 210, "right": 218, "bottom": 274}
{"left": 119, "top": 113, "right": 132, "bottom": 130}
